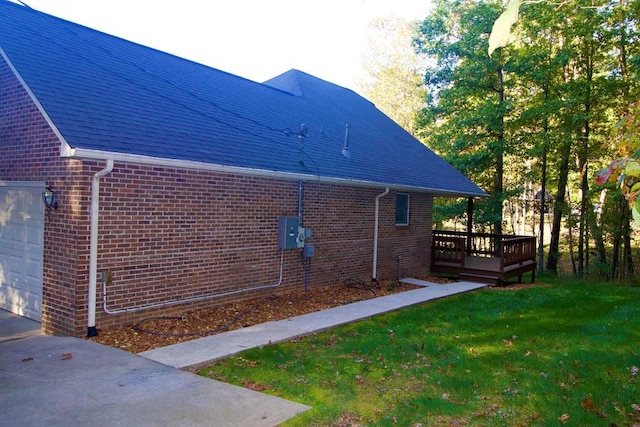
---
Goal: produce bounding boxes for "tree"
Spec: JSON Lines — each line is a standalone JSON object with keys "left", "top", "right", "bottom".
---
{"left": 507, "top": 1, "right": 571, "bottom": 272}
{"left": 358, "top": 17, "right": 426, "bottom": 135}
{"left": 415, "top": 0, "right": 514, "bottom": 233}
{"left": 595, "top": 109, "right": 639, "bottom": 279}
{"left": 489, "top": 0, "right": 639, "bottom": 277}
{"left": 600, "top": 0, "right": 640, "bottom": 279}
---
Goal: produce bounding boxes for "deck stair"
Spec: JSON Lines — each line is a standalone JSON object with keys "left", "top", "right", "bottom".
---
{"left": 459, "top": 272, "right": 501, "bottom": 286}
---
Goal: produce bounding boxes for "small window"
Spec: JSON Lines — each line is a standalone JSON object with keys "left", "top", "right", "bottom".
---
{"left": 395, "top": 193, "right": 409, "bottom": 226}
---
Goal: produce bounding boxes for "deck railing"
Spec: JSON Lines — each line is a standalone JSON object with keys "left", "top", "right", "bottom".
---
{"left": 431, "top": 234, "right": 466, "bottom": 266}
{"left": 432, "top": 230, "right": 536, "bottom": 268}
{"left": 501, "top": 236, "right": 536, "bottom": 269}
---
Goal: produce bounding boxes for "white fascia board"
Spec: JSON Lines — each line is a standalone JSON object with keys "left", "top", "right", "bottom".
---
{"left": 64, "top": 147, "right": 487, "bottom": 198}
{"left": 0, "top": 180, "right": 46, "bottom": 188}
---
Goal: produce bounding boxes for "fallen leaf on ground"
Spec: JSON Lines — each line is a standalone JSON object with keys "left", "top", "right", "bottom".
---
{"left": 89, "top": 279, "right": 453, "bottom": 353}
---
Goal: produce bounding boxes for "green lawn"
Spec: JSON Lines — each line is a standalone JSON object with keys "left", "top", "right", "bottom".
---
{"left": 199, "top": 279, "right": 640, "bottom": 426}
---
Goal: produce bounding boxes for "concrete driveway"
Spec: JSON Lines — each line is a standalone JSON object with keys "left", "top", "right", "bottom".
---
{"left": 0, "top": 310, "right": 309, "bottom": 427}
{"left": 1, "top": 281, "right": 486, "bottom": 426}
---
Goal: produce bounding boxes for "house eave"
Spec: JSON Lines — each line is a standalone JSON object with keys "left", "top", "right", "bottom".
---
{"left": 63, "top": 146, "right": 487, "bottom": 198}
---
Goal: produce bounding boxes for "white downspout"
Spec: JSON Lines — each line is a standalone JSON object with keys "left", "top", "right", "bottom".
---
{"left": 372, "top": 187, "right": 389, "bottom": 282}
{"left": 87, "top": 159, "right": 114, "bottom": 337}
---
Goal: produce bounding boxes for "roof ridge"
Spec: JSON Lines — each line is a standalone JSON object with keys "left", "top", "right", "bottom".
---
{"left": 263, "top": 69, "right": 305, "bottom": 97}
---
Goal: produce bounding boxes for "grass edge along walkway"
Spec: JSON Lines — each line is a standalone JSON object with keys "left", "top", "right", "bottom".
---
{"left": 199, "top": 281, "right": 640, "bottom": 426}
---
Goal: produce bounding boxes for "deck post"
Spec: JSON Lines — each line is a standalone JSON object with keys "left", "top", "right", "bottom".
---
{"left": 466, "top": 197, "right": 474, "bottom": 256}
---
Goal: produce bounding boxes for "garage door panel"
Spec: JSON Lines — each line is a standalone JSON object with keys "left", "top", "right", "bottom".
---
{"left": 24, "top": 258, "right": 42, "bottom": 280}
{"left": 0, "top": 283, "right": 41, "bottom": 320}
{"left": 0, "top": 182, "right": 44, "bottom": 322}
{"left": 7, "top": 253, "right": 26, "bottom": 275}
{"left": 6, "top": 254, "right": 41, "bottom": 284}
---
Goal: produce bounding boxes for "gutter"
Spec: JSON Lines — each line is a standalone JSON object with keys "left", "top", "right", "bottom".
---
{"left": 87, "top": 159, "right": 114, "bottom": 337}
{"left": 62, "top": 145, "right": 487, "bottom": 198}
{"left": 372, "top": 187, "right": 389, "bottom": 282}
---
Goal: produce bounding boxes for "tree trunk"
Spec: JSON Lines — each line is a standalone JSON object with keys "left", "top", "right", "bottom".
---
{"left": 578, "top": 43, "right": 594, "bottom": 276}
{"left": 537, "top": 63, "right": 554, "bottom": 274}
{"left": 494, "top": 66, "right": 505, "bottom": 236}
{"left": 538, "top": 120, "right": 549, "bottom": 273}
{"left": 588, "top": 198, "right": 607, "bottom": 277}
{"left": 611, "top": 193, "right": 624, "bottom": 279}
{"left": 547, "top": 133, "right": 572, "bottom": 273}
{"left": 578, "top": 139, "right": 588, "bottom": 276}
{"left": 622, "top": 203, "right": 635, "bottom": 279}
{"left": 568, "top": 215, "right": 577, "bottom": 275}
{"left": 616, "top": 1, "right": 634, "bottom": 281}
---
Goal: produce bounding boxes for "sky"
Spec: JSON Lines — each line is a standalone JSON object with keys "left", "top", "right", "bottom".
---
{"left": 15, "top": 0, "right": 433, "bottom": 92}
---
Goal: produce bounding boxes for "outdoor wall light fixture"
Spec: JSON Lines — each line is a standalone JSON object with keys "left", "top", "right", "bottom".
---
{"left": 42, "top": 185, "right": 59, "bottom": 211}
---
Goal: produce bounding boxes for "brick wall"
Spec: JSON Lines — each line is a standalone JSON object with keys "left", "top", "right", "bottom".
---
{"left": 93, "top": 166, "right": 433, "bottom": 330}
{"left": 1, "top": 57, "right": 90, "bottom": 335}
{"left": 2, "top": 56, "right": 434, "bottom": 336}
{"left": 301, "top": 183, "right": 433, "bottom": 284}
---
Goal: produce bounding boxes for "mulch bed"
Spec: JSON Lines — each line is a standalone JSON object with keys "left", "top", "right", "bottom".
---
{"left": 88, "top": 278, "right": 442, "bottom": 353}
{"left": 88, "top": 276, "right": 542, "bottom": 354}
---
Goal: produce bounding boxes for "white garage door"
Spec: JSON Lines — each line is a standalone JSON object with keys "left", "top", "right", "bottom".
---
{"left": 0, "top": 181, "right": 45, "bottom": 322}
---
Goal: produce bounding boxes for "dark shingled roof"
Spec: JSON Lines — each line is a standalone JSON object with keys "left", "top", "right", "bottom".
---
{"left": 0, "top": 0, "right": 485, "bottom": 197}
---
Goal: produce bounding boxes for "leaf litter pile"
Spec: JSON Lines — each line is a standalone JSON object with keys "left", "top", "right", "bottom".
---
{"left": 89, "top": 277, "right": 454, "bottom": 354}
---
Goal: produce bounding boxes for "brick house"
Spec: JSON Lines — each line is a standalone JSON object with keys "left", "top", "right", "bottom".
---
{"left": 0, "top": 1, "right": 485, "bottom": 337}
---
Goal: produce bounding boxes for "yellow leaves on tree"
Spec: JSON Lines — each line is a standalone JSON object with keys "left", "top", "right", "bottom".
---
{"left": 594, "top": 102, "right": 640, "bottom": 223}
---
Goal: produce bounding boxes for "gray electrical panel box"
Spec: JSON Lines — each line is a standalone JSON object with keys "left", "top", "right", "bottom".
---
{"left": 303, "top": 244, "right": 315, "bottom": 258}
{"left": 277, "top": 216, "right": 299, "bottom": 249}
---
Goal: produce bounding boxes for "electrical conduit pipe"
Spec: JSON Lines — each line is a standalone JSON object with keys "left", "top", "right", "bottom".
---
{"left": 103, "top": 250, "right": 285, "bottom": 314}
{"left": 89, "top": 160, "right": 286, "bottom": 325}
{"left": 372, "top": 187, "right": 389, "bottom": 282}
{"left": 87, "top": 159, "right": 114, "bottom": 337}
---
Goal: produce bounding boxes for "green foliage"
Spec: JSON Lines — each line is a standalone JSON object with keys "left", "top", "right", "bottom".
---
{"left": 489, "top": 0, "right": 640, "bottom": 232}
{"left": 416, "top": 0, "right": 509, "bottom": 231}
{"left": 200, "top": 283, "right": 640, "bottom": 425}
{"left": 417, "top": 0, "right": 639, "bottom": 277}
{"left": 595, "top": 102, "right": 640, "bottom": 223}
{"left": 432, "top": 197, "right": 468, "bottom": 227}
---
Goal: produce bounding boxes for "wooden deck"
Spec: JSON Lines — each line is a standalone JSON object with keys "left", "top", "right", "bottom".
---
{"left": 431, "top": 230, "right": 536, "bottom": 286}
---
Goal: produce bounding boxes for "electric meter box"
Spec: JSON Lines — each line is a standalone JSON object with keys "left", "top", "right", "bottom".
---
{"left": 277, "top": 216, "right": 300, "bottom": 249}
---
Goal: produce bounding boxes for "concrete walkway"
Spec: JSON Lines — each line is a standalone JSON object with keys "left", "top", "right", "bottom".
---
{"left": 141, "top": 280, "right": 486, "bottom": 369}
{"left": 0, "top": 280, "right": 485, "bottom": 426}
